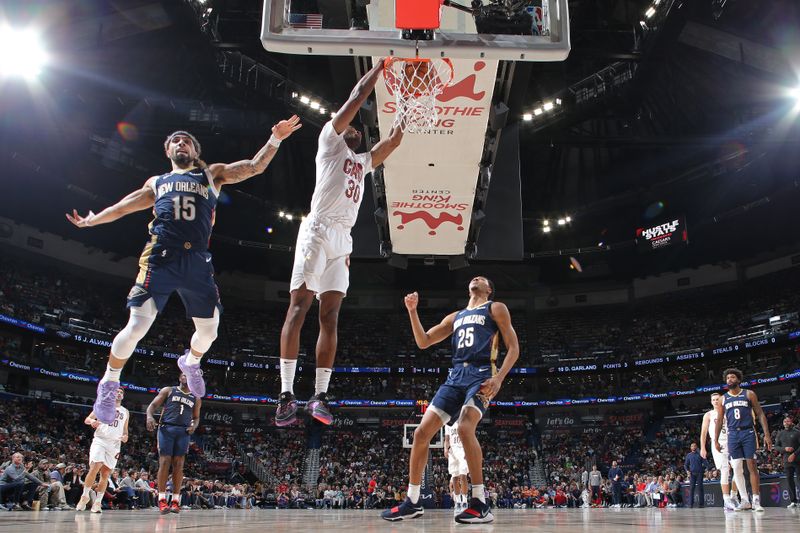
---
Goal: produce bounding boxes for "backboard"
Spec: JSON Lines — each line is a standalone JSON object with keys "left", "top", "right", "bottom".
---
{"left": 403, "top": 423, "right": 444, "bottom": 449}
{"left": 261, "top": 0, "right": 570, "bottom": 61}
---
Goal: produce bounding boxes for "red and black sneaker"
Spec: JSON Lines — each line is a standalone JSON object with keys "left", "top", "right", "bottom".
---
{"left": 275, "top": 392, "right": 298, "bottom": 427}
{"left": 170, "top": 500, "right": 180, "bottom": 514}
{"left": 380, "top": 497, "right": 424, "bottom": 521}
{"left": 455, "top": 497, "right": 494, "bottom": 524}
{"left": 306, "top": 392, "right": 333, "bottom": 425}
{"left": 158, "top": 499, "right": 170, "bottom": 515}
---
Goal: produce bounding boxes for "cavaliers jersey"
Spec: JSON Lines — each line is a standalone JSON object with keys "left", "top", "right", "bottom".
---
{"left": 723, "top": 390, "right": 754, "bottom": 431}
{"left": 310, "top": 121, "right": 373, "bottom": 229}
{"left": 446, "top": 422, "right": 464, "bottom": 455}
{"left": 94, "top": 406, "right": 129, "bottom": 442}
{"left": 451, "top": 301, "right": 499, "bottom": 367}
{"left": 708, "top": 409, "right": 727, "bottom": 445}
{"left": 148, "top": 168, "right": 219, "bottom": 249}
{"left": 160, "top": 387, "right": 196, "bottom": 427}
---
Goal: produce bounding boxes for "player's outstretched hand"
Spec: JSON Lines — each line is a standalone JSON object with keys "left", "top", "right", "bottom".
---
{"left": 404, "top": 292, "right": 419, "bottom": 312}
{"left": 146, "top": 417, "right": 157, "bottom": 432}
{"left": 714, "top": 441, "right": 722, "bottom": 453}
{"left": 272, "top": 115, "right": 302, "bottom": 141}
{"left": 65, "top": 209, "right": 96, "bottom": 228}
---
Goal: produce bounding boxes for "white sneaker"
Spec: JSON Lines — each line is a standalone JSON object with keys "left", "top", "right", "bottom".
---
{"left": 76, "top": 495, "right": 90, "bottom": 512}
{"left": 788, "top": 502, "right": 797, "bottom": 508}
{"left": 724, "top": 500, "right": 736, "bottom": 512}
{"left": 90, "top": 500, "right": 102, "bottom": 514}
{"left": 735, "top": 501, "right": 752, "bottom": 512}
{"left": 753, "top": 503, "right": 764, "bottom": 512}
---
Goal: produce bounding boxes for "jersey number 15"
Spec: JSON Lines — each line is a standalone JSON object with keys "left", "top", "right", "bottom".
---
{"left": 172, "top": 196, "right": 196, "bottom": 221}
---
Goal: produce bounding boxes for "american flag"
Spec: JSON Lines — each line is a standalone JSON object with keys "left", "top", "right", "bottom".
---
{"left": 289, "top": 13, "right": 323, "bottom": 29}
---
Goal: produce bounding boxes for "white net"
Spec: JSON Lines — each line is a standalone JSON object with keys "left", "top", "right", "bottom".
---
{"left": 383, "top": 57, "right": 454, "bottom": 134}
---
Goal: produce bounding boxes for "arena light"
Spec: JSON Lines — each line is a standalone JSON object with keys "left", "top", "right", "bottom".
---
{"left": 557, "top": 218, "right": 566, "bottom": 226}
{"left": 543, "top": 101, "right": 554, "bottom": 111}
{"left": 645, "top": 7, "right": 656, "bottom": 18}
{"left": 542, "top": 219, "right": 549, "bottom": 227}
{"left": 522, "top": 113, "right": 533, "bottom": 121}
{"left": 0, "top": 26, "right": 48, "bottom": 80}
{"left": 309, "top": 101, "right": 320, "bottom": 110}
{"left": 533, "top": 108, "right": 543, "bottom": 116}
{"left": 278, "top": 210, "right": 286, "bottom": 218}
{"left": 285, "top": 214, "right": 293, "bottom": 221}
{"left": 542, "top": 226, "right": 552, "bottom": 234}
{"left": 565, "top": 215, "right": 571, "bottom": 223}
{"left": 318, "top": 107, "right": 326, "bottom": 114}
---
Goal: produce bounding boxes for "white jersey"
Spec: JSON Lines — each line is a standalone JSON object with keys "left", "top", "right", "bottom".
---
{"left": 310, "top": 121, "right": 373, "bottom": 229}
{"left": 446, "top": 422, "right": 464, "bottom": 455}
{"left": 708, "top": 409, "right": 728, "bottom": 445}
{"left": 93, "top": 406, "right": 129, "bottom": 442}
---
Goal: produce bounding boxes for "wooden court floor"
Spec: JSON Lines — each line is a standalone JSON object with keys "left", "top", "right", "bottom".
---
{"left": 1, "top": 507, "right": 798, "bottom": 532}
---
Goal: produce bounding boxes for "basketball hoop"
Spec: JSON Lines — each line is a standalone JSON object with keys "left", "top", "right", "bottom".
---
{"left": 383, "top": 56, "right": 454, "bottom": 134}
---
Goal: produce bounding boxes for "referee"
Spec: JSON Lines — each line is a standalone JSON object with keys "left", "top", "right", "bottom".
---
{"left": 775, "top": 415, "right": 800, "bottom": 508}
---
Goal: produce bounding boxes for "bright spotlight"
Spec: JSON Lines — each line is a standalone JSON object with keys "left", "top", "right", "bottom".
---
{"left": 565, "top": 216, "right": 571, "bottom": 223}
{"left": 300, "top": 95, "right": 310, "bottom": 104}
{"left": 522, "top": 113, "right": 533, "bottom": 121}
{"left": 543, "top": 101, "right": 554, "bottom": 111}
{"left": 278, "top": 211, "right": 286, "bottom": 218}
{"left": 645, "top": 7, "right": 656, "bottom": 18}
{"left": 557, "top": 218, "right": 566, "bottom": 226}
{"left": 542, "top": 226, "right": 551, "bottom": 234}
{"left": 286, "top": 214, "right": 294, "bottom": 221}
{"left": 542, "top": 219, "right": 549, "bottom": 226}
{"left": 533, "top": 108, "right": 543, "bottom": 116}
{"left": 0, "top": 27, "right": 48, "bottom": 80}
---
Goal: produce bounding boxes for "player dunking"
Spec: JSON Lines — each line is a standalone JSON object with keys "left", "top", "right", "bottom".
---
{"left": 444, "top": 420, "right": 468, "bottom": 514}
{"left": 66, "top": 116, "right": 301, "bottom": 425}
{"left": 147, "top": 373, "right": 201, "bottom": 514}
{"left": 276, "top": 60, "right": 404, "bottom": 426}
{"left": 700, "top": 392, "right": 738, "bottom": 511}
{"left": 77, "top": 387, "right": 129, "bottom": 513}
{"left": 714, "top": 368, "right": 772, "bottom": 512}
{"left": 382, "top": 277, "right": 519, "bottom": 524}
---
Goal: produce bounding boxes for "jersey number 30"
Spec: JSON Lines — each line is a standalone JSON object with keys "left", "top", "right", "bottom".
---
{"left": 172, "top": 196, "right": 196, "bottom": 221}
{"left": 456, "top": 327, "right": 475, "bottom": 349}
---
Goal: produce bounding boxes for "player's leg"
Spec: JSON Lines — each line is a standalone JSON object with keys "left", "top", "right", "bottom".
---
{"left": 745, "top": 457, "right": 762, "bottom": 510}
{"left": 77, "top": 461, "right": 103, "bottom": 510}
{"left": 276, "top": 285, "right": 314, "bottom": 426}
{"left": 91, "top": 466, "right": 112, "bottom": 513}
{"left": 157, "top": 455, "right": 173, "bottom": 514}
{"left": 306, "top": 288, "right": 345, "bottom": 425}
{"left": 455, "top": 405, "right": 493, "bottom": 523}
{"left": 94, "top": 299, "right": 158, "bottom": 423}
{"left": 381, "top": 408, "right": 446, "bottom": 521}
{"left": 456, "top": 474, "right": 468, "bottom": 511}
{"left": 170, "top": 456, "right": 185, "bottom": 513}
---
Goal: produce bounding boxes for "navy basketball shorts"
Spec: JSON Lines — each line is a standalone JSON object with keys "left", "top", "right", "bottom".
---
{"left": 727, "top": 428, "right": 757, "bottom": 460}
{"left": 430, "top": 365, "right": 492, "bottom": 424}
{"left": 127, "top": 241, "right": 222, "bottom": 319}
{"left": 158, "top": 425, "right": 191, "bottom": 457}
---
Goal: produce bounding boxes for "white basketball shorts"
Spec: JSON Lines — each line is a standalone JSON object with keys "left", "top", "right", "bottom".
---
{"left": 89, "top": 438, "right": 121, "bottom": 470}
{"left": 290, "top": 215, "right": 352, "bottom": 296}
{"left": 448, "top": 449, "right": 468, "bottom": 477}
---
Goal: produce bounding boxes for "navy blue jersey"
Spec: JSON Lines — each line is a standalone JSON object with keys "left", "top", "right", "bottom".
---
{"left": 149, "top": 168, "right": 218, "bottom": 249}
{"left": 723, "top": 390, "right": 754, "bottom": 430}
{"left": 161, "top": 387, "right": 196, "bottom": 427}
{"left": 450, "top": 301, "right": 499, "bottom": 367}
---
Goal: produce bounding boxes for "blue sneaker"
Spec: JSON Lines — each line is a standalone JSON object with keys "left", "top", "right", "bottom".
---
{"left": 455, "top": 498, "right": 494, "bottom": 524}
{"left": 381, "top": 498, "right": 424, "bottom": 521}
{"left": 177, "top": 351, "right": 206, "bottom": 397}
{"left": 93, "top": 380, "right": 120, "bottom": 425}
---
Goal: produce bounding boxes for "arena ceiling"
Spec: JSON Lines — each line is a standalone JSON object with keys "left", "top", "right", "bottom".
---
{"left": 2, "top": 0, "right": 800, "bottom": 290}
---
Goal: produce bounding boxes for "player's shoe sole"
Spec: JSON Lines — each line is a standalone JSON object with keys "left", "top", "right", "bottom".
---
{"left": 455, "top": 498, "right": 494, "bottom": 524}
{"left": 306, "top": 395, "right": 333, "bottom": 425}
{"left": 93, "top": 380, "right": 120, "bottom": 425}
{"left": 275, "top": 393, "right": 298, "bottom": 427}
{"left": 177, "top": 352, "right": 206, "bottom": 397}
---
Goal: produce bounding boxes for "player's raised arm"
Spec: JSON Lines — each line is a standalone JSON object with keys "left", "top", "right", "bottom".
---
{"left": 748, "top": 389, "right": 772, "bottom": 451}
{"left": 331, "top": 60, "right": 384, "bottom": 134}
{"left": 146, "top": 387, "right": 171, "bottom": 432}
{"left": 66, "top": 177, "right": 157, "bottom": 228}
{"left": 370, "top": 124, "right": 404, "bottom": 168}
{"left": 210, "top": 115, "right": 301, "bottom": 187}
{"left": 404, "top": 292, "right": 456, "bottom": 349}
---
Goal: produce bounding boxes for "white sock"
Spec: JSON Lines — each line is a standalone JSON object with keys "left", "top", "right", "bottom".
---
{"left": 407, "top": 484, "right": 420, "bottom": 504}
{"left": 753, "top": 494, "right": 760, "bottom": 504}
{"left": 460, "top": 494, "right": 467, "bottom": 505}
{"left": 159, "top": 492, "right": 166, "bottom": 501}
{"left": 102, "top": 364, "right": 122, "bottom": 382}
{"left": 280, "top": 358, "right": 297, "bottom": 394}
{"left": 186, "top": 353, "right": 202, "bottom": 366}
{"left": 82, "top": 487, "right": 91, "bottom": 497}
{"left": 472, "top": 484, "right": 485, "bottom": 503}
{"left": 315, "top": 367, "right": 332, "bottom": 395}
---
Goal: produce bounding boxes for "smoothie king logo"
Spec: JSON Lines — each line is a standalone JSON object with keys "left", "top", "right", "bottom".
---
{"left": 391, "top": 190, "right": 468, "bottom": 235}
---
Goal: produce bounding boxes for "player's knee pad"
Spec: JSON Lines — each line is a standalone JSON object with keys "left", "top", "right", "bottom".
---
{"left": 111, "top": 299, "right": 157, "bottom": 360}
{"left": 190, "top": 308, "right": 220, "bottom": 354}
{"left": 730, "top": 458, "right": 744, "bottom": 476}
{"left": 719, "top": 463, "right": 730, "bottom": 485}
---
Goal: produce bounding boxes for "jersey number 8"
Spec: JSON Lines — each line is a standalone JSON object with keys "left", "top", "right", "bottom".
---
{"left": 733, "top": 408, "right": 740, "bottom": 420}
